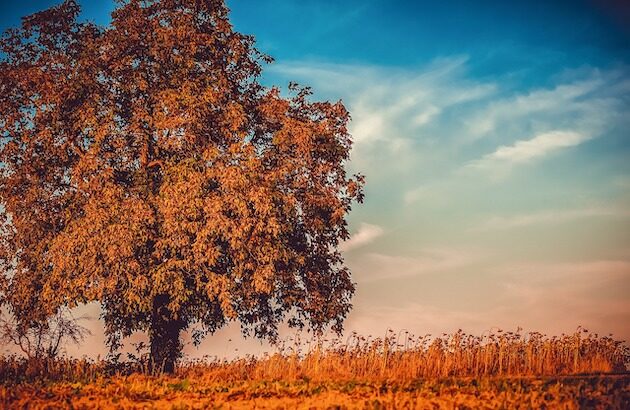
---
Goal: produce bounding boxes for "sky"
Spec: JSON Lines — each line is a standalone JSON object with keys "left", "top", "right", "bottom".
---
{"left": 1, "top": 0, "right": 629, "bottom": 359}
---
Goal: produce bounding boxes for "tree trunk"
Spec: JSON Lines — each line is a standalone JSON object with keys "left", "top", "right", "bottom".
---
{"left": 149, "top": 294, "right": 182, "bottom": 374}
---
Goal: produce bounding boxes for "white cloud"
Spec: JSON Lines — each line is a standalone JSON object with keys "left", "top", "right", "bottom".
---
{"left": 355, "top": 248, "right": 486, "bottom": 282}
{"left": 502, "top": 259, "right": 630, "bottom": 282}
{"left": 475, "top": 207, "right": 630, "bottom": 231}
{"left": 468, "top": 130, "right": 590, "bottom": 170}
{"left": 340, "top": 222, "right": 384, "bottom": 252}
{"left": 453, "top": 68, "right": 628, "bottom": 179}
{"left": 491, "top": 130, "right": 588, "bottom": 162}
{"left": 464, "top": 78, "right": 606, "bottom": 138}
{"left": 413, "top": 105, "right": 440, "bottom": 126}
{"left": 403, "top": 184, "right": 435, "bottom": 205}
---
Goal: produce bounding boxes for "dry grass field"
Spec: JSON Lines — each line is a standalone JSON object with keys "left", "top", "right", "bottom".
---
{"left": 3, "top": 374, "right": 629, "bottom": 409}
{"left": 1, "top": 329, "right": 629, "bottom": 409}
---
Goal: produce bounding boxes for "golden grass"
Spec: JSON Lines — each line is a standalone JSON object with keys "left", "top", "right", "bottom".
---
{"left": 1, "top": 328, "right": 628, "bottom": 408}
{"left": 3, "top": 375, "right": 629, "bottom": 409}
{"left": 180, "top": 328, "right": 628, "bottom": 383}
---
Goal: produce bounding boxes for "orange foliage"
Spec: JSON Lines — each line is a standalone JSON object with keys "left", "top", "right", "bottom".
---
{"left": 0, "top": 0, "right": 363, "bottom": 372}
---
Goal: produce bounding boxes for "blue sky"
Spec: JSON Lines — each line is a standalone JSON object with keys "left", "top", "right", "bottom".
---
{"left": 1, "top": 0, "right": 629, "bottom": 357}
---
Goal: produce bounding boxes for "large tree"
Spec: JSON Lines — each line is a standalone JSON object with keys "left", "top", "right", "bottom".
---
{"left": 0, "top": 0, "right": 363, "bottom": 372}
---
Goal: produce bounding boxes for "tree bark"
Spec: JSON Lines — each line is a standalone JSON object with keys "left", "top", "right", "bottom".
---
{"left": 149, "top": 294, "right": 182, "bottom": 374}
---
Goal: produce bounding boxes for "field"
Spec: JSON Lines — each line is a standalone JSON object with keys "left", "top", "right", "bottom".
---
{"left": 1, "top": 329, "right": 629, "bottom": 409}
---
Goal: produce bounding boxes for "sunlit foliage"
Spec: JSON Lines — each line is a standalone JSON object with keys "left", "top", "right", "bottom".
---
{"left": 0, "top": 0, "right": 363, "bottom": 372}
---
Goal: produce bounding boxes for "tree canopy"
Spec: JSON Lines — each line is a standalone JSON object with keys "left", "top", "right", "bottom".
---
{"left": 0, "top": 0, "right": 363, "bottom": 372}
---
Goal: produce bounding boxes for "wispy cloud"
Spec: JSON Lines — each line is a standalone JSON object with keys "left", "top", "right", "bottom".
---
{"left": 354, "top": 248, "right": 486, "bottom": 282}
{"left": 340, "top": 223, "right": 384, "bottom": 252}
{"left": 475, "top": 207, "right": 630, "bottom": 231}
{"left": 463, "top": 66, "right": 630, "bottom": 141}
{"left": 468, "top": 130, "right": 591, "bottom": 169}
{"left": 501, "top": 260, "right": 630, "bottom": 282}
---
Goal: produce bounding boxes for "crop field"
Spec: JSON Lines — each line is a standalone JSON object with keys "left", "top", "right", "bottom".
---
{"left": 1, "top": 329, "right": 629, "bottom": 409}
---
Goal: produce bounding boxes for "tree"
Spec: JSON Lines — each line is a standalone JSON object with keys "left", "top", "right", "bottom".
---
{"left": 0, "top": 309, "right": 91, "bottom": 360}
{"left": 0, "top": 0, "right": 364, "bottom": 373}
